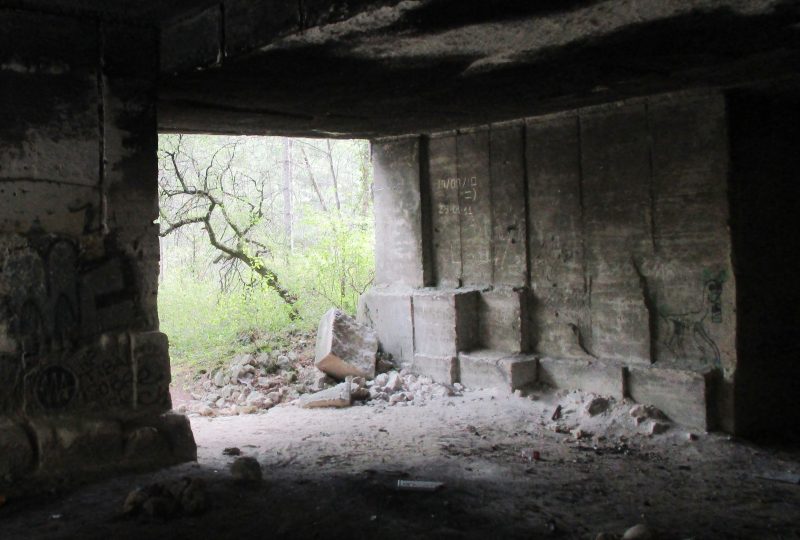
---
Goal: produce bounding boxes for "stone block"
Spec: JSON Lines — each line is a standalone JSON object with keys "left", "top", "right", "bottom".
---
{"left": 538, "top": 357, "right": 625, "bottom": 399}
{"left": 459, "top": 350, "right": 537, "bottom": 392}
{"left": 127, "top": 412, "right": 197, "bottom": 463}
{"left": 412, "top": 354, "right": 459, "bottom": 385}
{"left": 298, "top": 381, "right": 352, "bottom": 409}
{"left": 627, "top": 366, "right": 716, "bottom": 430}
{"left": 0, "top": 418, "right": 34, "bottom": 481}
{"left": 412, "top": 289, "right": 479, "bottom": 357}
{"left": 31, "top": 418, "right": 123, "bottom": 472}
{"left": 315, "top": 308, "right": 378, "bottom": 380}
{"left": 132, "top": 332, "right": 172, "bottom": 414}
{"left": 478, "top": 288, "right": 530, "bottom": 352}
{"left": 357, "top": 288, "right": 414, "bottom": 365}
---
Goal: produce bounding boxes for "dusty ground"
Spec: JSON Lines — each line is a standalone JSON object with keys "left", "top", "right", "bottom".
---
{"left": 1, "top": 387, "right": 799, "bottom": 540}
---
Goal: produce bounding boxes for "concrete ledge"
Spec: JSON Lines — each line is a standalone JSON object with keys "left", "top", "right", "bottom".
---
{"left": 538, "top": 357, "right": 625, "bottom": 399}
{"left": 412, "top": 354, "right": 459, "bottom": 385}
{"left": 478, "top": 288, "right": 530, "bottom": 352}
{"left": 412, "top": 289, "right": 480, "bottom": 357}
{"left": 459, "top": 350, "right": 537, "bottom": 392}
{"left": 627, "top": 366, "right": 717, "bottom": 430}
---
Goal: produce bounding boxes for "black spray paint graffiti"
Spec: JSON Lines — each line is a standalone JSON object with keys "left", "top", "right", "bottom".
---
{"left": 659, "top": 270, "right": 727, "bottom": 368}
{"left": 35, "top": 365, "right": 77, "bottom": 409}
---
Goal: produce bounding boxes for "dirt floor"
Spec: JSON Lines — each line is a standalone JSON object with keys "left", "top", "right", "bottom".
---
{"left": 1, "top": 386, "right": 799, "bottom": 540}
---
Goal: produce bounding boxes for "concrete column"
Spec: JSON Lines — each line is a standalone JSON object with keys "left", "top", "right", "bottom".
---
{"left": 0, "top": 10, "right": 194, "bottom": 492}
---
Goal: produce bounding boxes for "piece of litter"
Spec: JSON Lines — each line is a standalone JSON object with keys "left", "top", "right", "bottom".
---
{"left": 396, "top": 480, "right": 444, "bottom": 492}
{"left": 756, "top": 471, "right": 800, "bottom": 484}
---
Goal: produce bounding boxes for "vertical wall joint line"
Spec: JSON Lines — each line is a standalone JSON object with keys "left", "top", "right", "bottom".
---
{"left": 644, "top": 102, "right": 658, "bottom": 254}
{"left": 419, "top": 135, "right": 435, "bottom": 287}
{"left": 96, "top": 18, "right": 108, "bottom": 235}
{"left": 521, "top": 123, "right": 532, "bottom": 289}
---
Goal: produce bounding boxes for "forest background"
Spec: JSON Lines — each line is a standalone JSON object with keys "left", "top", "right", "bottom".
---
{"left": 157, "top": 135, "right": 374, "bottom": 374}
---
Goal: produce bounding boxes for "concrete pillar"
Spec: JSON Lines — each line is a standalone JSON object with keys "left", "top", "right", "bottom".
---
{"left": 0, "top": 9, "right": 195, "bottom": 492}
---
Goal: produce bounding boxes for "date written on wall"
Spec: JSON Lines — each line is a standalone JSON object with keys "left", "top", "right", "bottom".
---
{"left": 437, "top": 177, "right": 478, "bottom": 215}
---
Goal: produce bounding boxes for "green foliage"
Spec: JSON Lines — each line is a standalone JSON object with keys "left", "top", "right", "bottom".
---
{"left": 158, "top": 135, "right": 374, "bottom": 373}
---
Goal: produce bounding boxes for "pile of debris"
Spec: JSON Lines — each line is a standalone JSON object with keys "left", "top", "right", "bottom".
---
{"left": 298, "top": 370, "right": 463, "bottom": 409}
{"left": 294, "top": 308, "right": 464, "bottom": 409}
{"left": 174, "top": 332, "right": 321, "bottom": 417}
{"left": 534, "top": 389, "right": 676, "bottom": 442}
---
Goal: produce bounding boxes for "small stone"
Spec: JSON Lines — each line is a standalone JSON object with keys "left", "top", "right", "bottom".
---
{"left": 385, "top": 372, "right": 403, "bottom": 392}
{"left": 198, "top": 405, "right": 215, "bottom": 417}
{"left": 277, "top": 355, "right": 291, "bottom": 368}
{"left": 266, "top": 391, "right": 281, "bottom": 403}
{"left": 223, "top": 447, "right": 241, "bottom": 456}
{"left": 649, "top": 421, "right": 670, "bottom": 435}
{"left": 622, "top": 523, "right": 653, "bottom": 539}
{"left": 215, "top": 398, "right": 226, "bottom": 408}
{"left": 213, "top": 370, "right": 228, "bottom": 387}
{"left": 231, "top": 456, "right": 262, "bottom": 482}
{"left": 246, "top": 391, "right": 266, "bottom": 407}
{"left": 235, "top": 405, "right": 257, "bottom": 415}
{"left": 595, "top": 534, "right": 619, "bottom": 540}
{"left": 122, "top": 487, "right": 148, "bottom": 515}
{"left": 687, "top": 432, "right": 698, "bottom": 441}
{"left": 453, "top": 383, "right": 464, "bottom": 392}
{"left": 584, "top": 396, "right": 610, "bottom": 416}
{"left": 389, "top": 393, "right": 407, "bottom": 404}
{"left": 287, "top": 351, "right": 298, "bottom": 361}
{"left": 374, "top": 373, "right": 389, "bottom": 387}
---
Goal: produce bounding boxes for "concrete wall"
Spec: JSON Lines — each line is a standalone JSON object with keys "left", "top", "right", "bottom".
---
{"left": 0, "top": 9, "right": 194, "bottom": 493}
{"left": 362, "top": 91, "right": 738, "bottom": 431}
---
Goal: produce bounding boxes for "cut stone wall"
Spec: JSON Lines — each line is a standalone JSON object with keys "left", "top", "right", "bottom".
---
{"left": 362, "top": 91, "right": 738, "bottom": 432}
{"left": 0, "top": 9, "right": 195, "bottom": 493}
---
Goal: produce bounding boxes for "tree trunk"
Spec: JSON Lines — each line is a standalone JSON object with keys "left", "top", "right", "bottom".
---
{"left": 282, "top": 137, "right": 293, "bottom": 252}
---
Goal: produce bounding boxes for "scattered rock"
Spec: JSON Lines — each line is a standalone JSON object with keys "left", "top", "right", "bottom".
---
{"left": 629, "top": 404, "right": 668, "bottom": 424}
{"left": 622, "top": 523, "right": 653, "bottom": 539}
{"left": 584, "top": 396, "right": 610, "bottom": 416}
{"left": 231, "top": 457, "right": 263, "bottom": 482}
{"left": 551, "top": 405, "right": 563, "bottom": 421}
{"left": 649, "top": 421, "right": 670, "bottom": 435}
{"left": 315, "top": 308, "right": 378, "bottom": 380}
{"left": 198, "top": 405, "right": 215, "bottom": 417}
{"left": 223, "top": 447, "right": 241, "bottom": 456}
{"left": 123, "top": 477, "right": 208, "bottom": 519}
{"left": 213, "top": 370, "right": 228, "bottom": 387}
{"left": 299, "top": 380, "right": 352, "bottom": 409}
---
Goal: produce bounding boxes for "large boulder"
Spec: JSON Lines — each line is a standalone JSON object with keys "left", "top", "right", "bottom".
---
{"left": 315, "top": 308, "right": 378, "bottom": 380}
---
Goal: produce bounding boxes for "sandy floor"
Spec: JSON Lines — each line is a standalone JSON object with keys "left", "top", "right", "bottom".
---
{"left": 2, "top": 388, "right": 799, "bottom": 539}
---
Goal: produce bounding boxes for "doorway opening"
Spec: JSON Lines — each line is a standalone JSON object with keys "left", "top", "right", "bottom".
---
{"left": 157, "top": 134, "right": 374, "bottom": 411}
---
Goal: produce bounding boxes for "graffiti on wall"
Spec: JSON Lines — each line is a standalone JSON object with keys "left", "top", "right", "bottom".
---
{"left": 659, "top": 269, "right": 728, "bottom": 367}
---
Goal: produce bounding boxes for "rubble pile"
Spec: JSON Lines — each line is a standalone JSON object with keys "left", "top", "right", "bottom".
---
{"left": 297, "top": 369, "right": 463, "bottom": 409}
{"left": 534, "top": 389, "right": 675, "bottom": 442}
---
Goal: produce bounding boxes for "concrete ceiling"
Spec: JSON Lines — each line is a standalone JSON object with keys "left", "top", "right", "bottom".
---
{"left": 6, "top": 0, "right": 800, "bottom": 138}
{"left": 157, "top": 0, "right": 800, "bottom": 138}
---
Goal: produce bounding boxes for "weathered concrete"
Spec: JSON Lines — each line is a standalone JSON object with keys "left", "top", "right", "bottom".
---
{"left": 315, "top": 308, "right": 378, "bottom": 380}
{"left": 458, "top": 350, "right": 537, "bottom": 393}
{"left": 627, "top": 366, "right": 717, "bottom": 431}
{"left": 0, "top": 9, "right": 194, "bottom": 492}
{"left": 536, "top": 357, "right": 625, "bottom": 400}
{"left": 411, "top": 354, "right": 459, "bottom": 385}
{"left": 357, "top": 287, "right": 414, "bottom": 366}
{"left": 477, "top": 288, "right": 530, "bottom": 353}
{"left": 411, "top": 289, "right": 479, "bottom": 357}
